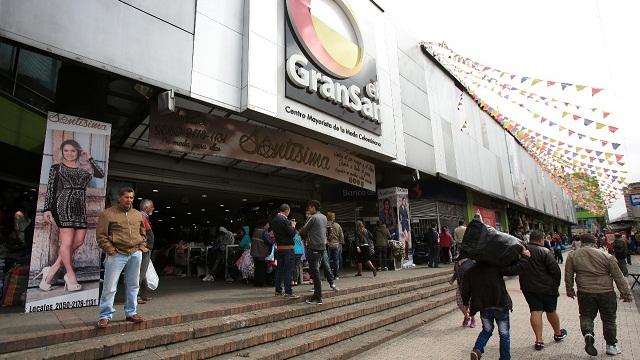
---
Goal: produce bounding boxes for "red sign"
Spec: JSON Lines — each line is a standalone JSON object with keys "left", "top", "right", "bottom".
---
{"left": 474, "top": 206, "right": 496, "bottom": 228}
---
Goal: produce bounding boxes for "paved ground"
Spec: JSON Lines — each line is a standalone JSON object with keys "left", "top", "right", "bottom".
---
{"left": 357, "top": 255, "right": 640, "bottom": 360}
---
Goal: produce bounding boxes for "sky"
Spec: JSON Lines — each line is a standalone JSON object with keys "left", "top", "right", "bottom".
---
{"left": 391, "top": 0, "right": 640, "bottom": 219}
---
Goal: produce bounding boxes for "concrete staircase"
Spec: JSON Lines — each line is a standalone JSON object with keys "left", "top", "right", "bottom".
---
{"left": 0, "top": 269, "right": 456, "bottom": 360}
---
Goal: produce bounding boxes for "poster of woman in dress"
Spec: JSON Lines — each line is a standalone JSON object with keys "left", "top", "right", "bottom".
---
{"left": 398, "top": 196, "right": 411, "bottom": 259}
{"left": 25, "top": 113, "right": 111, "bottom": 313}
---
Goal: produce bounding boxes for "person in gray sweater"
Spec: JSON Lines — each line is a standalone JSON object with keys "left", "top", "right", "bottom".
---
{"left": 300, "top": 200, "right": 328, "bottom": 305}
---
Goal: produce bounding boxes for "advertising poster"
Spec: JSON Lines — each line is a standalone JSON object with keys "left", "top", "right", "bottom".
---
{"left": 378, "top": 187, "right": 412, "bottom": 254}
{"left": 25, "top": 113, "right": 111, "bottom": 313}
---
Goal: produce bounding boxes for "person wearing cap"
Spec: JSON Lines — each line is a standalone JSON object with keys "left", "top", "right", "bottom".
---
{"left": 611, "top": 233, "right": 628, "bottom": 276}
{"left": 565, "top": 233, "right": 632, "bottom": 356}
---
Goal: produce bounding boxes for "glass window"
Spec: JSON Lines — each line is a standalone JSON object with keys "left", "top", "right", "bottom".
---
{"left": 16, "top": 48, "right": 60, "bottom": 100}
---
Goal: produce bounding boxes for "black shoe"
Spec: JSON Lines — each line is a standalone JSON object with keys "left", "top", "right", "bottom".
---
{"left": 305, "top": 298, "right": 323, "bottom": 305}
{"left": 534, "top": 341, "right": 544, "bottom": 351}
{"left": 554, "top": 329, "right": 567, "bottom": 342}
{"left": 584, "top": 334, "right": 597, "bottom": 356}
{"left": 275, "top": 291, "right": 284, "bottom": 296}
{"left": 373, "top": 268, "right": 377, "bottom": 277}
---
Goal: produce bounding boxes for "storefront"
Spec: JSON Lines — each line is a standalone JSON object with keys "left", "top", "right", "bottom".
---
{"left": 406, "top": 178, "right": 467, "bottom": 235}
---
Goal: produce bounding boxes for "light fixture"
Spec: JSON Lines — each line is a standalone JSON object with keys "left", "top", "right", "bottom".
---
{"left": 154, "top": 210, "right": 159, "bottom": 213}
{"left": 158, "top": 219, "right": 163, "bottom": 222}
{"left": 152, "top": 189, "right": 159, "bottom": 193}
{"left": 201, "top": 208, "right": 206, "bottom": 212}
{"left": 170, "top": 227, "right": 174, "bottom": 230}
{"left": 220, "top": 204, "right": 225, "bottom": 207}
{"left": 241, "top": 198, "right": 247, "bottom": 202}
{"left": 137, "top": 197, "right": 142, "bottom": 200}
{"left": 224, "top": 209, "right": 230, "bottom": 212}
{"left": 206, "top": 220, "right": 211, "bottom": 224}
{"left": 201, "top": 194, "right": 207, "bottom": 198}
{"left": 171, "top": 216, "right": 176, "bottom": 219}
{"left": 187, "top": 212, "right": 192, "bottom": 215}
{"left": 230, "top": 220, "right": 234, "bottom": 223}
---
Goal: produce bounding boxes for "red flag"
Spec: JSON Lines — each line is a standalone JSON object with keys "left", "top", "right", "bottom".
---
{"left": 601, "top": 140, "right": 609, "bottom": 146}
{"left": 572, "top": 114, "right": 581, "bottom": 121}
{"left": 608, "top": 126, "right": 618, "bottom": 133}
{"left": 615, "top": 154, "right": 624, "bottom": 161}
{"left": 547, "top": 81, "right": 556, "bottom": 86}
{"left": 602, "top": 111, "right": 611, "bottom": 118}
{"left": 591, "top": 87, "right": 603, "bottom": 96}
{"left": 568, "top": 130, "right": 575, "bottom": 136}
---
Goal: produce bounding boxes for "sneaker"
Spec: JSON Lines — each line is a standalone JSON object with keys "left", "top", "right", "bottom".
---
{"left": 305, "top": 298, "right": 323, "bottom": 305}
{"left": 275, "top": 291, "right": 284, "bottom": 296}
{"left": 330, "top": 283, "right": 338, "bottom": 291}
{"left": 470, "top": 348, "right": 481, "bottom": 360}
{"left": 334, "top": 276, "right": 340, "bottom": 280}
{"left": 584, "top": 334, "right": 597, "bottom": 356}
{"left": 469, "top": 317, "right": 476, "bottom": 328}
{"left": 202, "top": 274, "right": 211, "bottom": 282}
{"left": 554, "top": 329, "right": 568, "bottom": 342}
{"left": 462, "top": 317, "right": 470, "bottom": 327}
{"left": 383, "top": 267, "right": 388, "bottom": 271}
{"left": 308, "top": 288, "right": 315, "bottom": 292}
{"left": 283, "top": 293, "right": 300, "bottom": 299}
{"left": 606, "top": 345, "right": 622, "bottom": 355}
{"left": 534, "top": 341, "right": 545, "bottom": 351}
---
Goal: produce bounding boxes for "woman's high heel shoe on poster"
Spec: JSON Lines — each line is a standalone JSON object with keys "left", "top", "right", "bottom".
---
{"left": 34, "top": 266, "right": 53, "bottom": 291}
{"left": 63, "top": 274, "right": 82, "bottom": 292}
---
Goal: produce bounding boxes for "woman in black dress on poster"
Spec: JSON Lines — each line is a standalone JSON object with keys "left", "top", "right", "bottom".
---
{"left": 36, "top": 139, "right": 105, "bottom": 292}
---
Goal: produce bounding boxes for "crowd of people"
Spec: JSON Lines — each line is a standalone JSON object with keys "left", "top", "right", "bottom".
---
{"left": 449, "top": 224, "right": 634, "bottom": 359}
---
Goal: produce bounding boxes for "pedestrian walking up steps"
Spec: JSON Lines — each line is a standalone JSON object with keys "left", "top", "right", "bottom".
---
{"left": 0, "top": 269, "right": 456, "bottom": 360}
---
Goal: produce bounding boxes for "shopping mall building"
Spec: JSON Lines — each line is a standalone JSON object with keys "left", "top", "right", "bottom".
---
{"left": 0, "top": 0, "right": 576, "bottom": 301}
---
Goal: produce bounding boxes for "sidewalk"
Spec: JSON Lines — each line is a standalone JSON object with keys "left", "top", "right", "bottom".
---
{"left": 0, "top": 264, "right": 443, "bottom": 339}
{"left": 357, "top": 255, "right": 640, "bottom": 360}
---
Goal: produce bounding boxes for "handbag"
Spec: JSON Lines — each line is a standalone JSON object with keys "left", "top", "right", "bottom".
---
{"left": 146, "top": 261, "right": 159, "bottom": 290}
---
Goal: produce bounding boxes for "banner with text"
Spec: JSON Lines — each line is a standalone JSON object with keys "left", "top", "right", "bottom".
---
{"left": 26, "top": 113, "right": 111, "bottom": 313}
{"left": 149, "top": 108, "right": 376, "bottom": 191}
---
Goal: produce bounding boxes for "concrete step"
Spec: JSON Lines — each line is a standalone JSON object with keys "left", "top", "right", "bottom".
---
{"left": 111, "top": 283, "right": 456, "bottom": 360}
{"left": 0, "top": 274, "right": 454, "bottom": 360}
{"left": 0, "top": 269, "right": 453, "bottom": 355}
{"left": 291, "top": 303, "right": 458, "bottom": 360}
{"left": 208, "top": 292, "right": 456, "bottom": 360}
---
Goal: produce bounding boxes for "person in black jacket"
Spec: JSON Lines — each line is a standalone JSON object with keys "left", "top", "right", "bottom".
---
{"left": 424, "top": 224, "right": 440, "bottom": 268}
{"left": 462, "top": 245, "right": 530, "bottom": 360}
{"left": 269, "top": 204, "right": 298, "bottom": 298}
{"left": 506, "top": 230, "right": 567, "bottom": 351}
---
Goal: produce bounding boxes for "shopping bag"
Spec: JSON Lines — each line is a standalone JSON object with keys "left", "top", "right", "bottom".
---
{"left": 147, "top": 261, "right": 159, "bottom": 290}
{"left": 460, "top": 219, "right": 524, "bottom": 267}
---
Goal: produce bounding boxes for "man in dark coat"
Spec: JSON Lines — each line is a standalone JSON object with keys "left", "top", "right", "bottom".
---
{"left": 505, "top": 230, "right": 567, "bottom": 350}
{"left": 462, "top": 245, "right": 530, "bottom": 360}
{"left": 424, "top": 223, "right": 439, "bottom": 268}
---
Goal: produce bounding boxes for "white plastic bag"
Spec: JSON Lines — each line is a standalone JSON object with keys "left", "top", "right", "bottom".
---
{"left": 147, "top": 261, "right": 159, "bottom": 290}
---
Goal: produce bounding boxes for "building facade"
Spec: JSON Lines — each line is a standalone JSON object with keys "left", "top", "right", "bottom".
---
{"left": 0, "top": 0, "right": 577, "bottom": 295}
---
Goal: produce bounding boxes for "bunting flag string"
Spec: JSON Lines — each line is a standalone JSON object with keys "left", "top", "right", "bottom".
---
{"left": 423, "top": 42, "right": 607, "bottom": 97}
{"left": 462, "top": 80, "right": 625, "bottom": 162}
{"left": 421, "top": 41, "right": 626, "bottom": 213}
{"left": 464, "top": 79, "right": 622, "bottom": 153}
{"left": 432, "top": 53, "right": 618, "bottom": 135}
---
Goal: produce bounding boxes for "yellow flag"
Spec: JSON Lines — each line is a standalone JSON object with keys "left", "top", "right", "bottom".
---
{"left": 531, "top": 79, "right": 542, "bottom": 86}
{"left": 562, "top": 111, "right": 569, "bottom": 118}
{"left": 595, "top": 122, "right": 605, "bottom": 129}
{"left": 575, "top": 85, "right": 587, "bottom": 91}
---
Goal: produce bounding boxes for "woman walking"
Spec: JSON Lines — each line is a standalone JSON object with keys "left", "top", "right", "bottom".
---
{"left": 39, "top": 139, "right": 104, "bottom": 292}
{"left": 354, "top": 221, "right": 377, "bottom": 277}
{"left": 450, "top": 257, "right": 476, "bottom": 327}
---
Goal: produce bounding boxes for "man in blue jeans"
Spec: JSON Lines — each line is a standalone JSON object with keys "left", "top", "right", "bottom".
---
{"left": 95, "top": 187, "right": 148, "bottom": 328}
{"left": 301, "top": 200, "right": 329, "bottom": 305}
{"left": 270, "top": 204, "right": 299, "bottom": 298}
{"left": 461, "top": 246, "right": 530, "bottom": 360}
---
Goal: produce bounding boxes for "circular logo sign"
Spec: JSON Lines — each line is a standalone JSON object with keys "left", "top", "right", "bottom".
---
{"left": 286, "top": 0, "right": 364, "bottom": 79}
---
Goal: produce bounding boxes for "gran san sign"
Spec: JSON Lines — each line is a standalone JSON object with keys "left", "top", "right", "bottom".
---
{"left": 285, "top": 0, "right": 381, "bottom": 135}
{"left": 149, "top": 108, "right": 376, "bottom": 191}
